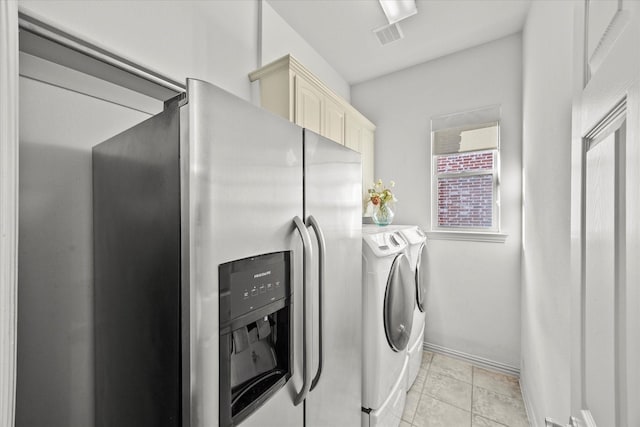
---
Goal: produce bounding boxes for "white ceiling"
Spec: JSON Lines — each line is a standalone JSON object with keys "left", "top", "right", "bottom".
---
{"left": 266, "top": 0, "right": 532, "bottom": 85}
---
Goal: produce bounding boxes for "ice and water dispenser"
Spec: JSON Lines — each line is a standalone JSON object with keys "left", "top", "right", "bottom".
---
{"left": 219, "top": 251, "right": 292, "bottom": 426}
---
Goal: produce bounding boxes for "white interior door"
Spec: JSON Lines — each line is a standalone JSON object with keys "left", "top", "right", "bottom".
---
{"left": 570, "top": 1, "right": 640, "bottom": 427}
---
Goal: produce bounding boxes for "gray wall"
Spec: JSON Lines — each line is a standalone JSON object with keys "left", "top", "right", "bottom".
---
{"left": 17, "top": 77, "right": 150, "bottom": 427}
{"left": 351, "top": 34, "right": 523, "bottom": 368}
{"left": 16, "top": 1, "right": 350, "bottom": 426}
{"left": 520, "top": 2, "right": 574, "bottom": 425}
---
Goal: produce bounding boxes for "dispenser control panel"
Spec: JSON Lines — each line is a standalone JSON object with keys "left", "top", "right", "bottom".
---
{"left": 219, "top": 251, "right": 290, "bottom": 321}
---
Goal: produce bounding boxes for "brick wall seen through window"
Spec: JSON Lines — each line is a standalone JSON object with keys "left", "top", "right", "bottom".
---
{"left": 436, "top": 152, "right": 494, "bottom": 228}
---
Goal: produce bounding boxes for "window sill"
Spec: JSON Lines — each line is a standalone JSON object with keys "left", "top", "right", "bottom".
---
{"left": 426, "top": 231, "right": 508, "bottom": 243}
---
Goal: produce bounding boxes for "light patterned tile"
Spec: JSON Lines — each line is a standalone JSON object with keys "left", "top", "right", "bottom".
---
{"left": 414, "top": 365, "right": 428, "bottom": 389}
{"left": 399, "top": 421, "right": 412, "bottom": 427}
{"left": 430, "top": 353, "right": 473, "bottom": 384}
{"left": 473, "top": 366, "right": 522, "bottom": 399}
{"left": 410, "top": 373, "right": 426, "bottom": 394}
{"left": 417, "top": 365, "right": 429, "bottom": 380}
{"left": 413, "top": 394, "right": 471, "bottom": 427}
{"left": 402, "top": 389, "right": 420, "bottom": 423}
{"left": 472, "top": 386, "right": 529, "bottom": 427}
{"left": 421, "top": 350, "right": 434, "bottom": 367}
{"left": 423, "top": 370, "right": 472, "bottom": 411}
{"left": 472, "top": 414, "right": 509, "bottom": 427}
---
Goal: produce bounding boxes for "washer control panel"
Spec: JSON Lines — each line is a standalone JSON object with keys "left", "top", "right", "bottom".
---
{"left": 363, "top": 231, "right": 407, "bottom": 257}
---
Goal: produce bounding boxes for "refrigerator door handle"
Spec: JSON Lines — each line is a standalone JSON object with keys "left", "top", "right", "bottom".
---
{"left": 307, "top": 215, "right": 325, "bottom": 392}
{"left": 293, "top": 216, "right": 314, "bottom": 406}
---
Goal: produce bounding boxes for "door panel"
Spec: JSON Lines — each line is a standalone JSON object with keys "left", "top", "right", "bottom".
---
{"left": 303, "top": 130, "right": 362, "bottom": 427}
{"left": 361, "top": 126, "right": 375, "bottom": 203}
{"left": 295, "top": 76, "right": 322, "bottom": 134}
{"left": 571, "top": 1, "right": 640, "bottom": 425}
{"left": 384, "top": 254, "right": 414, "bottom": 352}
{"left": 185, "top": 79, "right": 304, "bottom": 427}
{"left": 324, "top": 97, "right": 345, "bottom": 145}
{"left": 345, "top": 116, "right": 375, "bottom": 204}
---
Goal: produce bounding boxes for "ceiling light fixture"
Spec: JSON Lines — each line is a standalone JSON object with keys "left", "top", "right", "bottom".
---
{"left": 378, "top": 0, "right": 418, "bottom": 24}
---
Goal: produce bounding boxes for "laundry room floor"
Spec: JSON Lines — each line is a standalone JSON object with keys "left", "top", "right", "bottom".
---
{"left": 402, "top": 352, "right": 530, "bottom": 427}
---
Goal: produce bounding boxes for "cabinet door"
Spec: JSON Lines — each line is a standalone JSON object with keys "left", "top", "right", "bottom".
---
{"left": 360, "top": 126, "right": 375, "bottom": 195}
{"left": 345, "top": 115, "right": 375, "bottom": 206}
{"left": 324, "top": 97, "right": 345, "bottom": 145}
{"left": 294, "top": 76, "right": 322, "bottom": 134}
{"left": 344, "top": 115, "right": 361, "bottom": 152}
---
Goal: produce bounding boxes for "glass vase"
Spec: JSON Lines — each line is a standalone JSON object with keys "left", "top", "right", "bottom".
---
{"left": 372, "top": 202, "right": 395, "bottom": 226}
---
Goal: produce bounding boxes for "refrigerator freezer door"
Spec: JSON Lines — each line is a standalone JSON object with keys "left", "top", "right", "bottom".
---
{"left": 94, "top": 105, "right": 182, "bottom": 427}
{"left": 303, "top": 130, "right": 363, "bottom": 427}
{"left": 184, "top": 79, "right": 305, "bottom": 427}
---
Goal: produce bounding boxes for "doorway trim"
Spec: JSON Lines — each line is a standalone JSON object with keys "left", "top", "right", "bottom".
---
{"left": 578, "top": 98, "right": 627, "bottom": 427}
{"left": 3, "top": 6, "right": 187, "bottom": 425}
{"left": 18, "top": 12, "right": 184, "bottom": 101}
{"left": 0, "top": 1, "right": 19, "bottom": 426}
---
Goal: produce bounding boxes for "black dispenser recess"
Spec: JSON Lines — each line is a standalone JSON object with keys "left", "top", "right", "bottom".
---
{"left": 219, "top": 251, "right": 292, "bottom": 426}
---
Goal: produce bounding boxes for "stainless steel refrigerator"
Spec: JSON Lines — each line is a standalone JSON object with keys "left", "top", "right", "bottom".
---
{"left": 93, "top": 79, "right": 362, "bottom": 427}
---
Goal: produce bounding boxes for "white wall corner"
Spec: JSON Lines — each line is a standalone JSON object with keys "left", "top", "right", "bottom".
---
{"left": 519, "top": 369, "right": 542, "bottom": 427}
{"left": 259, "top": 0, "right": 351, "bottom": 101}
{"left": 521, "top": 0, "right": 574, "bottom": 425}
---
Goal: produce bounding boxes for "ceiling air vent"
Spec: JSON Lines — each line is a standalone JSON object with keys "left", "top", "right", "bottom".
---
{"left": 373, "top": 22, "right": 404, "bottom": 46}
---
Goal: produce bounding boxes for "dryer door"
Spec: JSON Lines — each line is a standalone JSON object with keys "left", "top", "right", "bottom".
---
{"left": 383, "top": 253, "right": 414, "bottom": 352}
{"left": 415, "top": 242, "right": 428, "bottom": 312}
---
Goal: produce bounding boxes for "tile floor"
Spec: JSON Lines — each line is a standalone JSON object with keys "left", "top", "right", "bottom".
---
{"left": 401, "top": 351, "right": 530, "bottom": 427}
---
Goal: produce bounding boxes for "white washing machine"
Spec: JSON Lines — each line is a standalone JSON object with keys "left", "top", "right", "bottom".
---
{"left": 361, "top": 225, "right": 415, "bottom": 427}
{"left": 387, "top": 225, "right": 428, "bottom": 390}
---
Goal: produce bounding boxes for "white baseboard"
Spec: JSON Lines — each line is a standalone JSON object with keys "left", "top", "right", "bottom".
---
{"left": 422, "top": 342, "right": 520, "bottom": 377}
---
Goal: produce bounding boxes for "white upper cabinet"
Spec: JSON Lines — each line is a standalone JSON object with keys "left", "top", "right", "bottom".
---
{"left": 324, "top": 96, "right": 346, "bottom": 145}
{"left": 249, "top": 55, "right": 375, "bottom": 204}
{"left": 345, "top": 114, "right": 374, "bottom": 194}
{"left": 294, "top": 75, "right": 323, "bottom": 134}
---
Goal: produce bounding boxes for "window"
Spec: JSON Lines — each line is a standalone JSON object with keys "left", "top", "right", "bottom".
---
{"left": 430, "top": 106, "right": 501, "bottom": 236}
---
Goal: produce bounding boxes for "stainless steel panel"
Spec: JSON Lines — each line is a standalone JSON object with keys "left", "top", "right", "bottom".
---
{"left": 303, "top": 130, "right": 362, "bottom": 427}
{"left": 184, "top": 79, "right": 304, "bottom": 427}
{"left": 93, "top": 106, "right": 181, "bottom": 427}
{"left": 180, "top": 101, "right": 192, "bottom": 427}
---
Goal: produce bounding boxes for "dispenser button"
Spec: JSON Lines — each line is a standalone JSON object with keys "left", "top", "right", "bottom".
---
{"left": 259, "top": 284, "right": 266, "bottom": 294}
{"left": 267, "top": 283, "right": 273, "bottom": 291}
{"left": 251, "top": 288, "right": 258, "bottom": 297}
{"left": 243, "top": 290, "right": 250, "bottom": 300}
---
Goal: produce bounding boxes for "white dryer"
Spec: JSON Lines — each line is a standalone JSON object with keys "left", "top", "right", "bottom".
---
{"left": 361, "top": 225, "right": 415, "bottom": 427}
{"left": 387, "top": 225, "right": 428, "bottom": 390}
